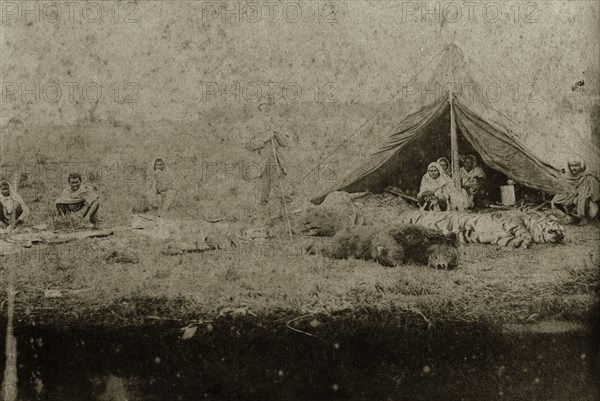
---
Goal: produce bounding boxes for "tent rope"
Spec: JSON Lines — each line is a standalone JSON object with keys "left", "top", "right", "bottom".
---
{"left": 295, "top": 47, "right": 445, "bottom": 185}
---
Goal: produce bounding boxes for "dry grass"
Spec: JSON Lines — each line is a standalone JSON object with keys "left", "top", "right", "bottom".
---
{"left": 0, "top": 124, "right": 598, "bottom": 329}
{"left": 50, "top": 214, "right": 88, "bottom": 231}
{"left": 1, "top": 222, "right": 597, "bottom": 328}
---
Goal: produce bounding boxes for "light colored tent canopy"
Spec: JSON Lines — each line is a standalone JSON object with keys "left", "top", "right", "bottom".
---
{"left": 311, "top": 44, "right": 564, "bottom": 205}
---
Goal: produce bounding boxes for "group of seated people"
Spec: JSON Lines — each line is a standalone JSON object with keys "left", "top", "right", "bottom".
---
{"left": 0, "top": 157, "right": 176, "bottom": 233}
{"left": 416, "top": 154, "right": 600, "bottom": 224}
{"left": 1, "top": 154, "right": 598, "bottom": 232}
{"left": 417, "top": 154, "right": 486, "bottom": 211}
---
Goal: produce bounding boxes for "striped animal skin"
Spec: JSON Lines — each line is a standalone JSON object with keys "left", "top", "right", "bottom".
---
{"left": 397, "top": 210, "right": 564, "bottom": 248}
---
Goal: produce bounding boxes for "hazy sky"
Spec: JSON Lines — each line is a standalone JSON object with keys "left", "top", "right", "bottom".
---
{"left": 1, "top": 0, "right": 598, "bottom": 166}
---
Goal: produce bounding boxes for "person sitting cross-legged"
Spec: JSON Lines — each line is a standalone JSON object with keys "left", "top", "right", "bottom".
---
{"left": 55, "top": 173, "right": 100, "bottom": 228}
{"left": 0, "top": 180, "right": 30, "bottom": 232}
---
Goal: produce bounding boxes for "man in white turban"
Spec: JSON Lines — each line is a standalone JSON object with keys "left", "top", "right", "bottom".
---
{"left": 0, "top": 180, "right": 30, "bottom": 232}
{"left": 551, "top": 156, "right": 600, "bottom": 225}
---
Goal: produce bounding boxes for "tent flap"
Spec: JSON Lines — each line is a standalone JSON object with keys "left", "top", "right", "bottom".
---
{"left": 310, "top": 44, "right": 566, "bottom": 205}
{"left": 310, "top": 96, "right": 448, "bottom": 204}
{"left": 454, "top": 102, "right": 563, "bottom": 193}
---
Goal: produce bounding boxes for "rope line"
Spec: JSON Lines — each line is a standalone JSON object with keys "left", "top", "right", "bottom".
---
{"left": 295, "top": 47, "right": 445, "bottom": 185}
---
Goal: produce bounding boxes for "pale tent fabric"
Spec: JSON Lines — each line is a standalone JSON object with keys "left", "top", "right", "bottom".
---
{"left": 310, "top": 44, "right": 568, "bottom": 205}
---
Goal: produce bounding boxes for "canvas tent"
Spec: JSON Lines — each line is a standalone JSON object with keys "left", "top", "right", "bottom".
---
{"left": 310, "top": 44, "right": 567, "bottom": 205}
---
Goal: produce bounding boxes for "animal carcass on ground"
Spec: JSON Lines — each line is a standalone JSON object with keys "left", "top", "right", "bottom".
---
{"left": 396, "top": 210, "right": 564, "bottom": 248}
{"left": 307, "top": 224, "right": 458, "bottom": 270}
{"left": 294, "top": 191, "right": 362, "bottom": 236}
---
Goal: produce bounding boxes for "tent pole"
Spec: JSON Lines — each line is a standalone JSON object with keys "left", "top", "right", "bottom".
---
{"left": 449, "top": 90, "right": 464, "bottom": 211}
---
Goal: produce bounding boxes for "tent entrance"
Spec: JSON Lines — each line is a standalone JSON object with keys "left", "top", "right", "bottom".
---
{"left": 384, "top": 106, "right": 514, "bottom": 204}
{"left": 311, "top": 44, "right": 563, "bottom": 206}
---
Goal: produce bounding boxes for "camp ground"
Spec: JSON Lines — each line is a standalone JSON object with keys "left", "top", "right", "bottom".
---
{"left": 310, "top": 44, "right": 581, "bottom": 207}
{"left": 1, "top": 2, "right": 599, "bottom": 400}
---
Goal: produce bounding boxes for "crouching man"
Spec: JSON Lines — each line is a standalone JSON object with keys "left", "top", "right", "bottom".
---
{"left": 0, "top": 180, "right": 30, "bottom": 232}
{"left": 551, "top": 156, "right": 599, "bottom": 225}
{"left": 55, "top": 173, "right": 100, "bottom": 228}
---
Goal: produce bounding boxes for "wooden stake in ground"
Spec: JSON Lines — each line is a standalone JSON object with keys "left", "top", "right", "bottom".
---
{"left": 1, "top": 254, "right": 18, "bottom": 401}
{"left": 271, "top": 137, "right": 293, "bottom": 241}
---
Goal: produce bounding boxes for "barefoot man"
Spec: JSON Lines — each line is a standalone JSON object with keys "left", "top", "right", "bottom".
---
{"left": 552, "top": 156, "right": 600, "bottom": 225}
{"left": 55, "top": 173, "right": 100, "bottom": 228}
{"left": 0, "top": 180, "right": 30, "bottom": 232}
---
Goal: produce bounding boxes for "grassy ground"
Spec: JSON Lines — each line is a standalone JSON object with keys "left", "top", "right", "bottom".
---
{"left": 1, "top": 217, "right": 598, "bottom": 330}
{"left": 0, "top": 123, "right": 598, "bottom": 331}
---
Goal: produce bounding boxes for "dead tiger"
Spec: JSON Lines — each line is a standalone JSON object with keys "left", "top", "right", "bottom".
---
{"left": 397, "top": 210, "right": 564, "bottom": 248}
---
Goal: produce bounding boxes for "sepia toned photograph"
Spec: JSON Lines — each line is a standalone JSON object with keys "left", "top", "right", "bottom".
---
{"left": 0, "top": 1, "right": 599, "bottom": 400}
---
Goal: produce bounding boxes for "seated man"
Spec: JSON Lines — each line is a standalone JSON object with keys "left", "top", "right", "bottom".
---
{"left": 0, "top": 180, "right": 30, "bottom": 232}
{"left": 147, "top": 157, "right": 176, "bottom": 211}
{"left": 417, "top": 162, "right": 453, "bottom": 211}
{"left": 551, "top": 156, "right": 599, "bottom": 225}
{"left": 55, "top": 173, "right": 99, "bottom": 228}
{"left": 460, "top": 154, "right": 486, "bottom": 209}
